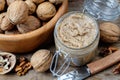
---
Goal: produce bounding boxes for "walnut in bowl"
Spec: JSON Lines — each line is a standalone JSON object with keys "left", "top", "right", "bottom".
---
{"left": 0, "top": 0, "right": 68, "bottom": 53}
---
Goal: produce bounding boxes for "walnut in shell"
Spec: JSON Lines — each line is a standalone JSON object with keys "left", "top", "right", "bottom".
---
{"left": 0, "top": 0, "right": 5, "bottom": 11}
{"left": 36, "top": 2, "right": 56, "bottom": 21}
{"left": 0, "top": 12, "right": 6, "bottom": 33}
{"left": 5, "top": 29, "right": 20, "bottom": 35}
{"left": 17, "top": 16, "right": 41, "bottom": 33}
{"left": 30, "top": 0, "right": 45, "bottom": 4}
{"left": 0, "top": 13, "right": 6, "bottom": 22}
{"left": 0, "top": 52, "right": 16, "bottom": 74}
{"left": 1, "top": 16, "right": 14, "bottom": 31}
{"left": 30, "top": 49, "right": 53, "bottom": 72}
{"left": 100, "top": 22, "right": 120, "bottom": 43}
{"left": 42, "top": 21, "right": 48, "bottom": 26}
{"left": 49, "top": 0, "right": 63, "bottom": 4}
{"left": 6, "top": 0, "right": 23, "bottom": 6}
{"left": 25, "top": 0, "right": 36, "bottom": 14}
{"left": 7, "top": 1, "right": 29, "bottom": 24}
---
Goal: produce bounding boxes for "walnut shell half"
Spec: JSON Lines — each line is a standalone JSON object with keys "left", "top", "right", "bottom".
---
{"left": 100, "top": 22, "right": 120, "bottom": 43}
{"left": 30, "top": 49, "right": 53, "bottom": 72}
{"left": 7, "top": 1, "right": 29, "bottom": 24}
{"left": 0, "top": 52, "right": 16, "bottom": 74}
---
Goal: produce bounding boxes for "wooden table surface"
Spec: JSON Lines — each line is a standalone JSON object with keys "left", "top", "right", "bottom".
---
{"left": 1, "top": 0, "right": 120, "bottom": 80}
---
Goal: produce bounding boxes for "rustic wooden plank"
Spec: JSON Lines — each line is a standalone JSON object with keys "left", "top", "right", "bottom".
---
{"left": 0, "top": 0, "right": 120, "bottom": 80}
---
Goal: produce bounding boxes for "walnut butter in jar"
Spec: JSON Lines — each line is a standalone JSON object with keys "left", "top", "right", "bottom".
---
{"left": 54, "top": 11, "right": 100, "bottom": 66}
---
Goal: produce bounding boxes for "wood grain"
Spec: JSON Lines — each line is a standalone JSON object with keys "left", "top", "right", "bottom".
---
{"left": 87, "top": 50, "right": 120, "bottom": 75}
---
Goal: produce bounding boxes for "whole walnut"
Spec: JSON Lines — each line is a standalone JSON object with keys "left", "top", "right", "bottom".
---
{"left": 100, "top": 22, "right": 120, "bottom": 43}
{"left": 30, "top": 0, "right": 45, "bottom": 4}
{"left": 5, "top": 29, "right": 20, "bottom": 35}
{"left": 17, "top": 16, "right": 41, "bottom": 33}
{"left": 36, "top": 2, "right": 56, "bottom": 21}
{"left": 0, "top": 13, "right": 6, "bottom": 33}
{"left": 49, "top": 0, "right": 63, "bottom": 4}
{"left": 31, "top": 49, "right": 53, "bottom": 72}
{"left": 0, "top": 13, "right": 6, "bottom": 23}
{"left": 0, "top": 0, "right": 5, "bottom": 11}
{"left": 7, "top": 1, "right": 29, "bottom": 24}
{"left": 25, "top": 0, "right": 36, "bottom": 14}
{"left": 1, "top": 15, "right": 14, "bottom": 31}
{"left": 6, "top": 0, "right": 23, "bottom": 6}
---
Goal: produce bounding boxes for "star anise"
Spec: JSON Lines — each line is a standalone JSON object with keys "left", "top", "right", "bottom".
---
{"left": 99, "top": 46, "right": 118, "bottom": 57}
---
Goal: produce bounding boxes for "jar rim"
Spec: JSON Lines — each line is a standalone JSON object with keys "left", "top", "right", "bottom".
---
{"left": 54, "top": 11, "right": 99, "bottom": 50}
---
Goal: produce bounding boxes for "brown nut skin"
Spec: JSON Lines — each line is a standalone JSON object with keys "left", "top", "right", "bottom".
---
{"left": 100, "top": 22, "right": 120, "bottom": 43}
{"left": 36, "top": 2, "right": 56, "bottom": 21}
{"left": 25, "top": 0, "right": 36, "bottom": 14}
{"left": 1, "top": 15, "right": 14, "bottom": 31}
{"left": 17, "top": 16, "right": 41, "bottom": 33}
{"left": 7, "top": 1, "right": 29, "bottom": 25}
{"left": 30, "top": 49, "right": 53, "bottom": 72}
{"left": 0, "top": 52, "right": 16, "bottom": 74}
{"left": 30, "top": 0, "right": 45, "bottom": 4}
{"left": 6, "top": 0, "right": 23, "bottom": 6}
{"left": 49, "top": 0, "right": 63, "bottom": 4}
{"left": 0, "top": 0, "right": 5, "bottom": 11}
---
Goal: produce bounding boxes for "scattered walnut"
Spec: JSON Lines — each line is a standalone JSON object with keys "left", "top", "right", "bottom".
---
{"left": 36, "top": 2, "right": 56, "bottom": 21}
{"left": 113, "top": 63, "right": 120, "bottom": 74}
{"left": 19, "top": 56, "right": 26, "bottom": 62}
{"left": 15, "top": 57, "right": 32, "bottom": 76}
{"left": 100, "top": 22, "right": 120, "bottom": 43}
{"left": 99, "top": 46, "right": 118, "bottom": 57}
{"left": 31, "top": 49, "right": 53, "bottom": 72}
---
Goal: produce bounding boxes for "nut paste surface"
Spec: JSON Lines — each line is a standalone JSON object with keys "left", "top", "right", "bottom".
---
{"left": 54, "top": 12, "right": 99, "bottom": 66}
{"left": 57, "top": 13, "right": 97, "bottom": 48}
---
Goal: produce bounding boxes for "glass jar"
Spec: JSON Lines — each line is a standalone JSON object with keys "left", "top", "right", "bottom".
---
{"left": 84, "top": 0, "right": 120, "bottom": 21}
{"left": 54, "top": 11, "right": 100, "bottom": 66}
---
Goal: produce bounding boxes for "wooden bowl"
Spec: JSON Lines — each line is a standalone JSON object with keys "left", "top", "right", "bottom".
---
{"left": 0, "top": 0, "right": 68, "bottom": 53}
